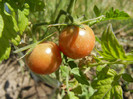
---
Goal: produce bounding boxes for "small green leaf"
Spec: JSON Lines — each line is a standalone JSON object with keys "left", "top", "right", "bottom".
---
{"left": 122, "top": 73, "right": 133, "bottom": 82}
{"left": 60, "top": 66, "right": 69, "bottom": 78}
{"left": 90, "top": 67, "right": 123, "bottom": 99}
{"left": 94, "top": 5, "right": 100, "bottom": 17}
{"left": 106, "top": 7, "right": 130, "bottom": 20}
{"left": 71, "top": 67, "right": 89, "bottom": 85}
{"left": 68, "top": 61, "right": 77, "bottom": 69}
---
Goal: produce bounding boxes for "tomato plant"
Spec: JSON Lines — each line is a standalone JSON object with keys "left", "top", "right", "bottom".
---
{"left": 25, "top": 42, "right": 62, "bottom": 74}
{"left": 0, "top": 0, "right": 133, "bottom": 99}
{"left": 59, "top": 25, "right": 95, "bottom": 59}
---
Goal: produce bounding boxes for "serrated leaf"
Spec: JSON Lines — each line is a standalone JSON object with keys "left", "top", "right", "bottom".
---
{"left": 0, "top": 14, "right": 4, "bottom": 37}
{"left": 90, "top": 67, "right": 123, "bottom": 99}
{"left": 106, "top": 7, "right": 130, "bottom": 20}
{"left": 18, "top": 3, "right": 29, "bottom": 34}
{"left": 122, "top": 73, "right": 133, "bottom": 82}
{"left": 94, "top": 5, "right": 100, "bottom": 17}
{"left": 99, "top": 24, "right": 126, "bottom": 60}
{"left": 0, "top": 3, "right": 20, "bottom": 62}
{"left": 71, "top": 67, "right": 89, "bottom": 85}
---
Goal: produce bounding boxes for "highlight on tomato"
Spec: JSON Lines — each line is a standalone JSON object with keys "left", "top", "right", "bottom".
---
{"left": 59, "top": 24, "right": 95, "bottom": 59}
{"left": 25, "top": 42, "right": 62, "bottom": 75}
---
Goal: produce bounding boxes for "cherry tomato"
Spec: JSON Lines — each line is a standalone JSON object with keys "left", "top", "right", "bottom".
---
{"left": 25, "top": 42, "right": 62, "bottom": 74}
{"left": 59, "top": 25, "right": 95, "bottom": 59}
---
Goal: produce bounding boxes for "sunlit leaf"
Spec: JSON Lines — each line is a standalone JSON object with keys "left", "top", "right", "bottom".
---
{"left": 99, "top": 24, "right": 126, "bottom": 60}
{"left": 90, "top": 67, "right": 123, "bottom": 99}
{"left": 63, "top": 92, "right": 79, "bottom": 99}
{"left": 0, "top": 3, "right": 20, "bottom": 62}
{"left": 106, "top": 7, "right": 130, "bottom": 20}
{"left": 18, "top": 3, "right": 29, "bottom": 34}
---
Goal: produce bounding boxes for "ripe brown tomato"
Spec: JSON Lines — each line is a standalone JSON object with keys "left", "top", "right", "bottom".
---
{"left": 59, "top": 24, "right": 95, "bottom": 59}
{"left": 25, "top": 42, "right": 62, "bottom": 75}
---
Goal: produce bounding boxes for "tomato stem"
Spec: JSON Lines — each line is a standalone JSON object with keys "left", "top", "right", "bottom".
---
{"left": 88, "top": 59, "right": 133, "bottom": 67}
{"left": 13, "top": 32, "right": 56, "bottom": 54}
{"left": 80, "top": 15, "right": 106, "bottom": 25}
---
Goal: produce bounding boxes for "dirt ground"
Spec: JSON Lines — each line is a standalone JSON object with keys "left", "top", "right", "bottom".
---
{"left": 0, "top": 55, "right": 55, "bottom": 99}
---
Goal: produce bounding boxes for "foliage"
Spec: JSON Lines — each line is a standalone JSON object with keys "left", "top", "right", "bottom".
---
{"left": 0, "top": 0, "right": 133, "bottom": 99}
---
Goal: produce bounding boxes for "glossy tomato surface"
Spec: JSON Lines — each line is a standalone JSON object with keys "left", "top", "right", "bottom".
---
{"left": 59, "top": 25, "right": 95, "bottom": 59}
{"left": 25, "top": 42, "right": 62, "bottom": 74}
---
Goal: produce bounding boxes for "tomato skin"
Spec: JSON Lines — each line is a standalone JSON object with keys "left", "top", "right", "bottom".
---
{"left": 25, "top": 42, "right": 62, "bottom": 74}
{"left": 59, "top": 25, "right": 95, "bottom": 59}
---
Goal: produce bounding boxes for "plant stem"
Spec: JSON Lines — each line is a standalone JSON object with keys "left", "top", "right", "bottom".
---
{"left": 88, "top": 60, "right": 123, "bottom": 67}
{"left": 65, "top": 0, "right": 76, "bottom": 23}
{"left": 14, "top": 32, "right": 56, "bottom": 53}
{"left": 80, "top": 15, "right": 106, "bottom": 25}
{"left": 89, "top": 59, "right": 133, "bottom": 68}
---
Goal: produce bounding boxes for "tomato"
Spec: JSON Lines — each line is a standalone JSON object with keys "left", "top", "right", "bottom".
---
{"left": 59, "top": 24, "right": 95, "bottom": 59}
{"left": 25, "top": 42, "right": 62, "bottom": 74}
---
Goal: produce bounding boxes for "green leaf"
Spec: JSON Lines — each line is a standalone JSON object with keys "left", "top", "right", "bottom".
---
{"left": 63, "top": 92, "right": 79, "bottom": 99}
{"left": 0, "top": 3, "right": 20, "bottom": 62}
{"left": 125, "top": 53, "right": 133, "bottom": 61}
{"left": 106, "top": 7, "right": 130, "bottom": 20}
{"left": 78, "top": 85, "right": 95, "bottom": 99}
{"left": 122, "top": 73, "right": 133, "bottom": 82}
{"left": 88, "top": 8, "right": 129, "bottom": 26}
{"left": 71, "top": 67, "right": 89, "bottom": 85}
{"left": 25, "top": 0, "right": 45, "bottom": 12}
{"left": 18, "top": 3, "right": 29, "bottom": 34}
{"left": 60, "top": 66, "right": 69, "bottom": 78}
{"left": 99, "top": 24, "right": 126, "bottom": 60}
{"left": 71, "top": 85, "right": 82, "bottom": 94}
{"left": 90, "top": 67, "right": 123, "bottom": 99}
{"left": 94, "top": 5, "right": 100, "bottom": 17}
{"left": 68, "top": 61, "right": 77, "bottom": 69}
{"left": 0, "top": 37, "right": 11, "bottom": 63}
{"left": 0, "top": 14, "right": 4, "bottom": 37}
{"left": 34, "top": 74, "right": 60, "bottom": 88}
{"left": 95, "top": 36, "right": 101, "bottom": 44}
